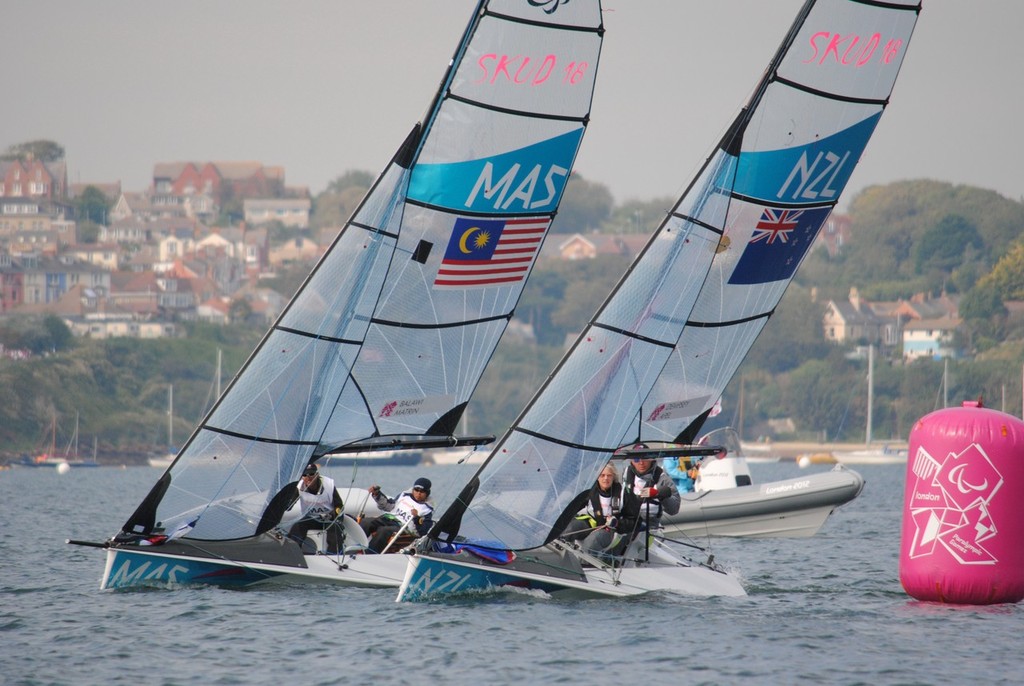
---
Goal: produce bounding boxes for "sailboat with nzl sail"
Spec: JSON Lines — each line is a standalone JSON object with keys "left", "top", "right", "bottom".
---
{"left": 72, "top": 0, "right": 606, "bottom": 591}
{"left": 397, "top": 0, "right": 921, "bottom": 600}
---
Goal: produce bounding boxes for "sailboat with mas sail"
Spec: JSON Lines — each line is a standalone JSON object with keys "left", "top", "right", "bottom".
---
{"left": 398, "top": 0, "right": 920, "bottom": 600}
{"left": 82, "top": 0, "right": 606, "bottom": 590}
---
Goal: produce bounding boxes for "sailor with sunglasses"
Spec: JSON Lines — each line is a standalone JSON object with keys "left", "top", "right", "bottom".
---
{"left": 361, "top": 477, "right": 434, "bottom": 553}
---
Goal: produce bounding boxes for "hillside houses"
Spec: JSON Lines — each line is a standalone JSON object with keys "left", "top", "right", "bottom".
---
{"left": 0, "top": 155, "right": 304, "bottom": 335}
{"left": 0, "top": 155, "right": 66, "bottom": 200}
{"left": 823, "top": 287, "right": 962, "bottom": 360}
{"left": 551, "top": 232, "right": 648, "bottom": 260}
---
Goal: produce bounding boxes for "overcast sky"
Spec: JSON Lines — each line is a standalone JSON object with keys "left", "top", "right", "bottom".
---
{"left": 4, "top": 1, "right": 1021, "bottom": 210}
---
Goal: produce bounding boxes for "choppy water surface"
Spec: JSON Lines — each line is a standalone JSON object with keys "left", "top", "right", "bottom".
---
{"left": 1, "top": 462, "right": 1019, "bottom": 685}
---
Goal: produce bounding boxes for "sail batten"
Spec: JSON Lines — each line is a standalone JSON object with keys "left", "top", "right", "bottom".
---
{"left": 117, "top": 0, "right": 605, "bottom": 543}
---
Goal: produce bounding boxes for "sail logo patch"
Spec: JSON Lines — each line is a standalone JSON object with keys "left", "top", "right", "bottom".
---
{"left": 378, "top": 395, "right": 456, "bottom": 418}
{"left": 727, "top": 205, "right": 831, "bottom": 285}
{"left": 433, "top": 216, "right": 548, "bottom": 289}
{"left": 646, "top": 395, "right": 712, "bottom": 422}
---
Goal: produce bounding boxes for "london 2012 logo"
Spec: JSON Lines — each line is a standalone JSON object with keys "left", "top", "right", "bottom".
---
{"left": 906, "top": 443, "right": 1003, "bottom": 564}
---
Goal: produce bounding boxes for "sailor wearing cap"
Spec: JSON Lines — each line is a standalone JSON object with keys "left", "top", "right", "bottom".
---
{"left": 288, "top": 462, "right": 344, "bottom": 553}
{"left": 361, "top": 477, "right": 435, "bottom": 553}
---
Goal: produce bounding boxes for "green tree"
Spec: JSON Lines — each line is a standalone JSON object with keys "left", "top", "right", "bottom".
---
{"left": 959, "top": 282, "right": 1007, "bottom": 352}
{"left": 42, "top": 315, "right": 74, "bottom": 352}
{"left": 743, "top": 284, "right": 831, "bottom": 374}
{"left": 518, "top": 268, "right": 571, "bottom": 346}
{"left": 913, "top": 214, "right": 983, "bottom": 275}
{"left": 781, "top": 358, "right": 861, "bottom": 440}
{"left": 229, "top": 298, "right": 253, "bottom": 324}
{"left": 78, "top": 220, "right": 101, "bottom": 244}
{"left": 549, "top": 174, "right": 614, "bottom": 234}
{"left": 73, "top": 185, "right": 112, "bottom": 224}
{"left": 976, "top": 241, "right": 1024, "bottom": 299}
{"left": 1, "top": 139, "right": 65, "bottom": 163}
{"left": 312, "top": 170, "right": 374, "bottom": 229}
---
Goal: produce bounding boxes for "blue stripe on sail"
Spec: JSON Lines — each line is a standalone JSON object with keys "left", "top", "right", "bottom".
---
{"left": 733, "top": 113, "right": 881, "bottom": 204}
{"left": 408, "top": 128, "right": 584, "bottom": 214}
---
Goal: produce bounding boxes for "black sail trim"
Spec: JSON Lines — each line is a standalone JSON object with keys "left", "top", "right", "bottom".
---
{"left": 372, "top": 312, "right": 511, "bottom": 331}
{"left": 774, "top": 75, "right": 891, "bottom": 107}
{"left": 446, "top": 92, "right": 591, "bottom": 124}
{"left": 590, "top": 322, "right": 678, "bottom": 349}
{"left": 686, "top": 310, "right": 774, "bottom": 330}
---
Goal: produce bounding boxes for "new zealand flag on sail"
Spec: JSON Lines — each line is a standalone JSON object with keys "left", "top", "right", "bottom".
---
{"left": 727, "top": 205, "right": 831, "bottom": 285}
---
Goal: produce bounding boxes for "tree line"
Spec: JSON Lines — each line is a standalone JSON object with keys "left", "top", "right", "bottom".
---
{"left": 3, "top": 176, "right": 1024, "bottom": 460}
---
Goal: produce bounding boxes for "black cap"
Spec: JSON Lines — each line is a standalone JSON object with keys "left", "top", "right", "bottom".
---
{"left": 413, "top": 477, "right": 431, "bottom": 493}
{"left": 302, "top": 463, "right": 318, "bottom": 477}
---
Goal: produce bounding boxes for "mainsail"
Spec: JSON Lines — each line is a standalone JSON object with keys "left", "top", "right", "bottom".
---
{"left": 117, "top": 0, "right": 605, "bottom": 543}
{"left": 430, "top": 0, "right": 920, "bottom": 552}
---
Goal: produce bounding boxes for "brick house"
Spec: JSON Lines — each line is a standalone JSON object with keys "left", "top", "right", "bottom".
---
{"left": 153, "top": 161, "right": 286, "bottom": 207}
{"left": 0, "top": 156, "right": 66, "bottom": 200}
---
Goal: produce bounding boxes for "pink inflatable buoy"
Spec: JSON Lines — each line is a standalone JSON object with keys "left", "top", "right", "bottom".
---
{"left": 899, "top": 401, "right": 1024, "bottom": 604}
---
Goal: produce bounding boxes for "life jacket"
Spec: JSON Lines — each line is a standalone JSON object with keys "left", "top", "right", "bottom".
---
{"left": 298, "top": 475, "right": 337, "bottom": 522}
{"left": 576, "top": 483, "right": 623, "bottom": 528}
{"left": 388, "top": 491, "right": 435, "bottom": 534}
{"left": 622, "top": 464, "right": 666, "bottom": 521}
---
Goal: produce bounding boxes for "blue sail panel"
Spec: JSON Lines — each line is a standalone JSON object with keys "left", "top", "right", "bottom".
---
{"left": 732, "top": 113, "right": 880, "bottom": 204}
{"left": 407, "top": 128, "right": 584, "bottom": 214}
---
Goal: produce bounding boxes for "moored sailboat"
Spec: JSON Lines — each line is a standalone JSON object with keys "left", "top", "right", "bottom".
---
{"left": 398, "top": 0, "right": 921, "bottom": 601}
{"left": 147, "top": 385, "right": 177, "bottom": 469}
{"left": 20, "top": 411, "right": 99, "bottom": 469}
{"left": 76, "top": 0, "right": 607, "bottom": 590}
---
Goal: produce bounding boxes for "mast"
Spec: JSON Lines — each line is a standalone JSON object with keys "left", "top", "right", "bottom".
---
{"left": 738, "top": 376, "right": 744, "bottom": 442}
{"left": 866, "top": 344, "right": 873, "bottom": 445}
{"left": 167, "top": 385, "right": 174, "bottom": 449}
{"left": 943, "top": 358, "right": 948, "bottom": 409}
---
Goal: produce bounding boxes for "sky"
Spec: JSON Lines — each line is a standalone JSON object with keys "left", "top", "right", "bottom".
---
{"left": 3, "top": 1, "right": 1022, "bottom": 210}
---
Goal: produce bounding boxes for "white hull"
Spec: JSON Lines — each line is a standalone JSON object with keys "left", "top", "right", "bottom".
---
{"left": 662, "top": 464, "right": 865, "bottom": 538}
{"left": 396, "top": 537, "right": 745, "bottom": 601}
{"left": 147, "top": 454, "right": 174, "bottom": 468}
{"left": 829, "top": 447, "right": 907, "bottom": 465}
{"left": 421, "top": 447, "right": 487, "bottom": 466}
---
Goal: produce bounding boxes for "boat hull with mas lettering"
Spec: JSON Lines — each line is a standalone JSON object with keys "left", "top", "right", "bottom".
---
{"left": 100, "top": 513, "right": 411, "bottom": 590}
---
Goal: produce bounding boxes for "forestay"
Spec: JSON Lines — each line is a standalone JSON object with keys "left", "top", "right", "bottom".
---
{"left": 117, "top": 0, "right": 605, "bottom": 544}
{"left": 431, "top": 0, "right": 920, "bottom": 552}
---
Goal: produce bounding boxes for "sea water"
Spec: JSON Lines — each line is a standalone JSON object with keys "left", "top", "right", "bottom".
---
{"left": 1, "top": 461, "right": 1019, "bottom": 685}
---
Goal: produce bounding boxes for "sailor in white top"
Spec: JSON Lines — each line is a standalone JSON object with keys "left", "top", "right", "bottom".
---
{"left": 288, "top": 463, "right": 344, "bottom": 553}
{"left": 361, "top": 477, "right": 435, "bottom": 553}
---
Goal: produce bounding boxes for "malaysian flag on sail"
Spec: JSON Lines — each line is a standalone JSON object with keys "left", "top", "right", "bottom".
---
{"left": 433, "top": 216, "right": 549, "bottom": 289}
{"left": 727, "top": 205, "right": 831, "bottom": 285}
